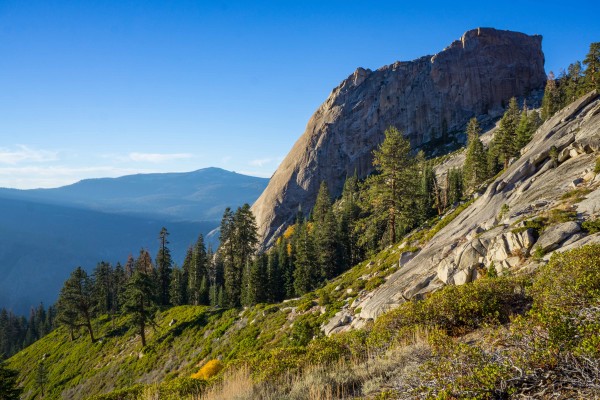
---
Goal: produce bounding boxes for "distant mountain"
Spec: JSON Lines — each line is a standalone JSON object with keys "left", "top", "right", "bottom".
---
{"left": 0, "top": 167, "right": 269, "bottom": 222}
{"left": 0, "top": 168, "right": 269, "bottom": 314}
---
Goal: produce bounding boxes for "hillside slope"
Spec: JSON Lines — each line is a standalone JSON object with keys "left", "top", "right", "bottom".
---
{"left": 7, "top": 92, "right": 600, "bottom": 400}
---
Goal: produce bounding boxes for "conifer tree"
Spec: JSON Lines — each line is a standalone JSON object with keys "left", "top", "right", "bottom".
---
{"left": 0, "top": 358, "right": 21, "bottom": 400}
{"left": 293, "top": 221, "right": 318, "bottom": 295}
{"left": 135, "top": 249, "right": 154, "bottom": 275}
{"left": 35, "top": 360, "right": 48, "bottom": 397}
{"left": 515, "top": 106, "right": 533, "bottom": 150}
{"left": 156, "top": 227, "right": 173, "bottom": 306}
{"left": 447, "top": 168, "right": 464, "bottom": 205}
{"left": 541, "top": 72, "right": 561, "bottom": 120}
{"left": 495, "top": 97, "right": 520, "bottom": 169}
{"left": 92, "top": 261, "right": 113, "bottom": 315}
{"left": 312, "top": 182, "right": 341, "bottom": 280}
{"left": 123, "top": 270, "right": 157, "bottom": 347}
{"left": 220, "top": 208, "right": 238, "bottom": 307}
{"left": 169, "top": 267, "right": 186, "bottom": 306}
{"left": 266, "top": 250, "right": 284, "bottom": 302}
{"left": 338, "top": 173, "right": 362, "bottom": 267}
{"left": 188, "top": 235, "right": 208, "bottom": 305}
{"left": 416, "top": 152, "right": 437, "bottom": 223}
{"left": 371, "top": 126, "right": 418, "bottom": 244}
{"left": 463, "top": 117, "right": 488, "bottom": 192}
{"left": 56, "top": 267, "right": 96, "bottom": 342}
{"left": 124, "top": 254, "right": 135, "bottom": 278}
{"left": 583, "top": 42, "right": 600, "bottom": 90}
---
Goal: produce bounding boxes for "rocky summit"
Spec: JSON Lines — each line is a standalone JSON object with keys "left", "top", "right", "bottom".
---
{"left": 252, "top": 28, "right": 546, "bottom": 248}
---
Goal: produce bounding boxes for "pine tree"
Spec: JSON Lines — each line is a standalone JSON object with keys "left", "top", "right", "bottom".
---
{"left": 220, "top": 208, "right": 238, "bottom": 307}
{"left": 112, "top": 262, "right": 127, "bottom": 313}
{"left": 123, "top": 271, "right": 157, "bottom": 347}
{"left": 312, "top": 182, "right": 340, "bottom": 281}
{"left": 515, "top": 106, "right": 533, "bottom": 150}
{"left": 447, "top": 168, "right": 464, "bottom": 205}
{"left": 416, "top": 152, "right": 437, "bottom": 222}
{"left": 242, "top": 254, "right": 268, "bottom": 306}
{"left": 56, "top": 267, "right": 96, "bottom": 342}
{"left": 135, "top": 249, "right": 154, "bottom": 275}
{"left": 463, "top": 117, "right": 488, "bottom": 192}
{"left": 0, "top": 357, "right": 22, "bottom": 400}
{"left": 35, "top": 360, "right": 48, "bottom": 397}
{"left": 541, "top": 72, "right": 561, "bottom": 120}
{"left": 293, "top": 221, "right": 318, "bottom": 295}
{"left": 92, "top": 261, "right": 113, "bottom": 315}
{"left": 371, "top": 126, "right": 418, "bottom": 244}
{"left": 583, "top": 42, "right": 600, "bottom": 90}
{"left": 155, "top": 227, "right": 173, "bottom": 306}
{"left": 266, "top": 249, "right": 284, "bottom": 302}
{"left": 188, "top": 235, "right": 208, "bottom": 305}
{"left": 495, "top": 97, "right": 520, "bottom": 169}
{"left": 338, "top": 173, "right": 362, "bottom": 267}
{"left": 169, "top": 267, "right": 186, "bottom": 306}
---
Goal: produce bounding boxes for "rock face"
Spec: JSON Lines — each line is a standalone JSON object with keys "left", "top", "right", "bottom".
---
{"left": 252, "top": 28, "right": 546, "bottom": 248}
{"left": 354, "top": 91, "right": 600, "bottom": 324}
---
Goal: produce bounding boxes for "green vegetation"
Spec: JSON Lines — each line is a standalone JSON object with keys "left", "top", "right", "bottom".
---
{"left": 582, "top": 218, "right": 600, "bottom": 234}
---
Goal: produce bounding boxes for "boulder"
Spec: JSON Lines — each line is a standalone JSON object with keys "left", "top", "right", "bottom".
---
{"left": 536, "top": 221, "right": 581, "bottom": 252}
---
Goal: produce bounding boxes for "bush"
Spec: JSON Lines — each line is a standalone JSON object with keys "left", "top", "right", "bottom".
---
{"left": 191, "top": 359, "right": 224, "bottom": 380}
{"left": 87, "top": 385, "right": 143, "bottom": 400}
{"left": 582, "top": 218, "right": 600, "bottom": 234}
{"left": 595, "top": 157, "right": 600, "bottom": 174}
{"left": 528, "top": 244, "right": 600, "bottom": 354}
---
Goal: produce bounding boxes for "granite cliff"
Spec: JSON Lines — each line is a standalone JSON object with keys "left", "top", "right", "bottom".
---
{"left": 252, "top": 27, "right": 546, "bottom": 247}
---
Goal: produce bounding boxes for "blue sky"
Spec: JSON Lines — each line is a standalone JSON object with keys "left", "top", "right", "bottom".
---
{"left": 1, "top": 1, "right": 599, "bottom": 189}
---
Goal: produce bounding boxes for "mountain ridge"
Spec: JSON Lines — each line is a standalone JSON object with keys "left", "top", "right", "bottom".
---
{"left": 252, "top": 27, "right": 547, "bottom": 248}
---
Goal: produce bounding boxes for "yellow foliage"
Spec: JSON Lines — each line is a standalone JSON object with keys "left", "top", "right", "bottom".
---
{"left": 283, "top": 225, "right": 296, "bottom": 239}
{"left": 190, "top": 359, "right": 223, "bottom": 380}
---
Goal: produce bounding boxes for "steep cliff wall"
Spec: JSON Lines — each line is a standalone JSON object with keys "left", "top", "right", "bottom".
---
{"left": 252, "top": 28, "right": 546, "bottom": 247}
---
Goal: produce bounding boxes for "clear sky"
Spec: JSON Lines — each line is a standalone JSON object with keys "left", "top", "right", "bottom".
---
{"left": 1, "top": 0, "right": 599, "bottom": 189}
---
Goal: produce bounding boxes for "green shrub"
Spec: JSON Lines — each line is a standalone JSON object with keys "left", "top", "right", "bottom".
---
{"left": 87, "top": 385, "right": 144, "bottom": 400}
{"left": 365, "top": 276, "right": 385, "bottom": 291}
{"left": 160, "top": 377, "right": 206, "bottom": 398}
{"left": 528, "top": 244, "right": 600, "bottom": 354}
{"left": 595, "top": 157, "right": 600, "bottom": 174}
{"left": 546, "top": 208, "right": 577, "bottom": 224}
{"left": 582, "top": 218, "right": 600, "bottom": 234}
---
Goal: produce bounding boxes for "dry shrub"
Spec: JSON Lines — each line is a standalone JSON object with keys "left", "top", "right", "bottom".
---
{"left": 196, "top": 366, "right": 254, "bottom": 400}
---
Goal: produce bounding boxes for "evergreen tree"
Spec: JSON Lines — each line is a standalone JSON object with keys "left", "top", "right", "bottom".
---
{"left": 56, "top": 267, "right": 96, "bottom": 342}
{"left": 312, "top": 182, "right": 341, "bottom": 281}
{"left": 112, "top": 262, "right": 127, "bottom": 313}
{"left": 0, "top": 357, "right": 22, "bottom": 400}
{"left": 266, "top": 249, "right": 284, "bottom": 302}
{"left": 541, "top": 72, "right": 561, "bottom": 120}
{"left": 495, "top": 97, "right": 520, "bottom": 168}
{"left": 371, "top": 126, "right": 418, "bottom": 244}
{"left": 123, "top": 271, "right": 157, "bottom": 347}
{"left": 220, "top": 208, "right": 238, "bottom": 307}
{"left": 135, "top": 249, "right": 154, "bottom": 275}
{"left": 92, "top": 261, "right": 113, "bottom": 315}
{"left": 583, "top": 42, "right": 600, "bottom": 90}
{"left": 169, "top": 267, "right": 186, "bottom": 306}
{"left": 463, "top": 117, "right": 488, "bottom": 192}
{"left": 416, "top": 153, "right": 437, "bottom": 222}
{"left": 124, "top": 254, "right": 135, "bottom": 278}
{"left": 447, "top": 168, "right": 464, "bottom": 205}
{"left": 338, "top": 173, "right": 362, "bottom": 267}
{"left": 242, "top": 254, "right": 268, "bottom": 306}
{"left": 515, "top": 106, "right": 533, "bottom": 150}
{"left": 35, "top": 360, "right": 48, "bottom": 397}
{"left": 293, "top": 221, "right": 318, "bottom": 295}
{"left": 188, "top": 235, "right": 208, "bottom": 305}
{"left": 155, "top": 227, "right": 173, "bottom": 306}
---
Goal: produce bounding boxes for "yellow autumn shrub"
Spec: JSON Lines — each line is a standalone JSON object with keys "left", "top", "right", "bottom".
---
{"left": 191, "top": 359, "right": 224, "bottom": 380}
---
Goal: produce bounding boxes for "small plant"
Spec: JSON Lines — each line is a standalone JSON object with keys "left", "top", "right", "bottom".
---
{"left": 191, "top": 359, "right": 224, "bottom": 380}
{"left": 549, "top": 145, "right": 559, "bottom": 167}
{"left": 498, "top": 203, "right": 510, "bottom": 220}
{"left": 532, "top": 246, "right": 545, "bottom": 261}
{"left": 595, "top": 156, "right": 600, "bottom": 174}
{"left": 547, "top": 208, "right": 577, "bottom": 224}
{"left": 486, "top": 263, "right": 498, "bottom": 278}
{"left": 561, "top": 187, "right": 592, "bottom": 202}
{"left": 365, "top": 276, "right": 385, "bottom": 291}
{"left": 582, "top": 218, "right": 600, "bottom": 234}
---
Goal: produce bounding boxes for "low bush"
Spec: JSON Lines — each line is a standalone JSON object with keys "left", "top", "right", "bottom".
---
{"left": 582, "top": 218, "right": 600, "bottom": 234}
{"left": 191, "top": 359, "right": 224, "bottom": 380}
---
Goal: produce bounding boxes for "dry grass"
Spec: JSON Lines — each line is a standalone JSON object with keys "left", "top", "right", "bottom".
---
{"left": 196, "top": 366, "right": 254, "bottom": 400}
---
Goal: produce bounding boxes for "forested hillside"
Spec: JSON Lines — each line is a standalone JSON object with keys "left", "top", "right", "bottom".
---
{"left": 2, "top": 38, "right": 600, "bottom": 400}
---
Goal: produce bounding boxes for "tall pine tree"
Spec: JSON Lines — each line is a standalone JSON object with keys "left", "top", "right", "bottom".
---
{"left": 463, "top": 117, "right": 488, "bottom": 192}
